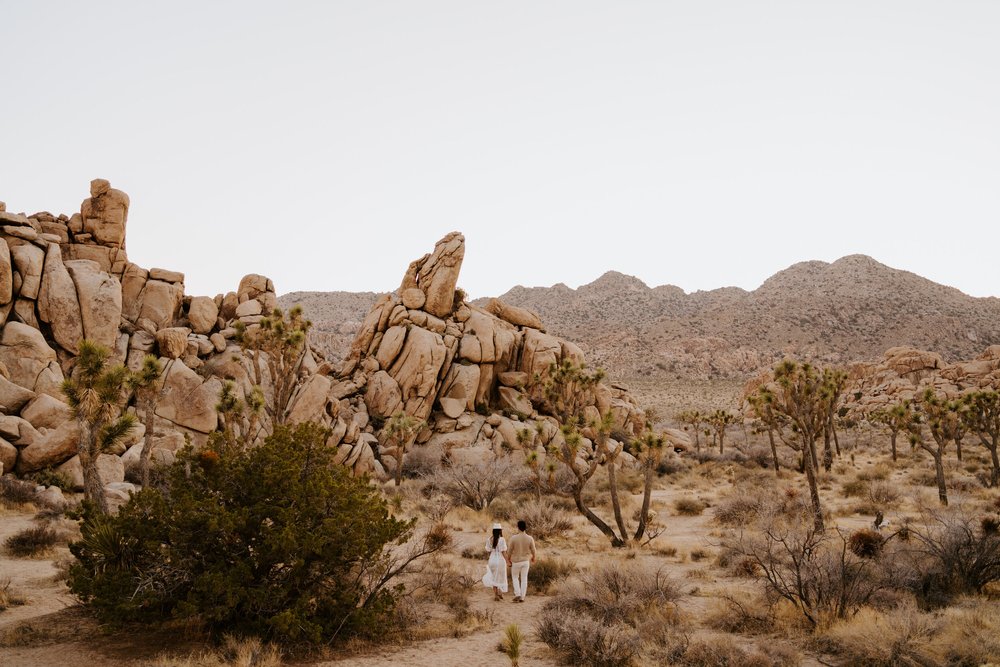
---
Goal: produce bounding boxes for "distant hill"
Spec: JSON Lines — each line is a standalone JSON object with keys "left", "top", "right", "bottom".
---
{"left": 280, "top": 255, "right": 1000, "bottom": 407}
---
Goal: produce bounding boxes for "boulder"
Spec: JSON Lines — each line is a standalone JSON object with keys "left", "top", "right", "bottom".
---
{"left": 20, "top": 394, "right": 71, "bottom": 430}
{"left": 155, "top": 360, "right": 220, "bottom": 433}
{"left": 0, "top": 322, "right": 60, "bottom": 392}
{"left": 65, "top": 260, "right": 122, "bottom": 350}
{"left": 120, "top": 263, "right": 148, "bottom": 322}
{"left": 485, "top": 298, "right": 544, "bottom": 330}
{"left": 498, "top": 371, "right": 529, "bottom": 388}
{"left": 81, "top": 178, "right": 129, "bottom": 246}
{"left": 398, "top": 232, "right": 464, "bottom": 318}
{"left": 520, "top": 328, "right": 563, "bottom": 378}
{"left": 235, "top": 299, "right": 262, "bottom": 318}
{"left": 364, "top": 370, "right": 403, "bottom": 418}
{"left": 388, "top": 326, "right": 448, "bottom": 420}
{"left": 137, "top": 280, "right": 183, "bottom": 329}
{"left": 155, "top": 327, "right": 190, "bottom": 359}
{"left": 0, "top": 239, "right": 11, "bottom": 305}
{"left": 16, "top": 420, "right": 81, "bottom": 473}
{"left": 37, "top": 244, "right": 84, "bottom": 353}
{"left": 287, "top": 374, "right": 332, "bottom": 424}
{"left": 148, "top": 268, "right": 184, "bottom": 284}
{"left": 439, "top": 396, "right": 465, "bottom": 419}
{"left": 56, "top": 453, "right": 125, "bottom": 490}
{"left": 375, "top": 325, "right": 407, "bottom": 369}
{"left": 237, "top": 274, "right": 272, "bottom": 302}
{"left": 10, "top": 243, "right": 44, "bottom": 299}
{"left": 0, "top": 374, "right": 36, "bottom": 413}
{"left": 188, "top": 296, "right": 219, "bottom": 334}
{"left": 401, "top": 287, "right": 426, "bottom": 310}
{"left": 498, "top": 387, "right": 532, "bottom": 416}
{"left": 0, "top": 437, "right": 16, "bottom": 473}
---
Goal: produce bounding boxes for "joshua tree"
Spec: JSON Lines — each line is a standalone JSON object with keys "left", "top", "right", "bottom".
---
{"left": 706, "top": 409, "right": 738, "bottom": 455}
{"left": 61, "top": 341, "right": 137, "bottom": 514}
{"left": 127, "top": 354, "right": 163, "bottom": 487}
{"left": 821, "top": 368, "right": 848, "bottom": 469}
{"left": 913, "top": 388, "right": 963, "bottom": 506}
{"left": 750, "top": 361, "right": 833, "bottom": 531}
{"left": 748, "top": 392, "right": 785, "bottom": 474}
{"left": 962, "top": 390, "right": 1000, "bottom": 487}
{"left": 235, "top": 305, "right": 311, "bottom": 429}
{"left": 676, "top": 410, "right": 703, "bottom": 454}
{"left": 214, "top": 380, "right": 264, "bottom": 451}
{"left": 383, "top": 411, "right": 425, "bottom": 486}
{"left": 632, "top": 429, "right": 667, "bottom": 542}
{"left": 869, "top": 400, "right": 918, "bottom": 462}
{"left": 535, "top": 360, "right": 659, "bottom": 547}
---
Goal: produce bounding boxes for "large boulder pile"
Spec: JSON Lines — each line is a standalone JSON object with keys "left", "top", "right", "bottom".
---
{"left": 0, "top": 181, "right": 320, "bottom": 494}
{"left": 1, "top": 185, "right": 650, "bottom": 497}
{"left": 843, "top": 345, "right": 1000, "bottom": 415}
{"left": 283, "top": 232, "right": 649, "bottom": 479}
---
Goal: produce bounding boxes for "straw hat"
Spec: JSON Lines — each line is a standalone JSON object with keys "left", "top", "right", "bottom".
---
{"left": 492, "top": 522, "right": 502, "bottom": 530}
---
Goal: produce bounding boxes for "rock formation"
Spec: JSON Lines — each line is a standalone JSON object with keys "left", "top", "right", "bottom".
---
{"left": 1, "top": 183, "right": 655, "bottom": 502}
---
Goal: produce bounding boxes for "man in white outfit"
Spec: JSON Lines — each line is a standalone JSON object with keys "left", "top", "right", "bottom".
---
{"left": 505, "top": 519, "right": 536, "bottom": 602}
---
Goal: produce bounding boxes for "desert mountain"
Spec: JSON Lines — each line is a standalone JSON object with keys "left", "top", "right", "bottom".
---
{"left": 282, "top": 254, "right": 1000, "bottom": 386}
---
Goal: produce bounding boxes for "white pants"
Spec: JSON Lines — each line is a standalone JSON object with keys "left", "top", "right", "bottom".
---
{"left": 511, "top": 560, "right": 530, "bottom": 599}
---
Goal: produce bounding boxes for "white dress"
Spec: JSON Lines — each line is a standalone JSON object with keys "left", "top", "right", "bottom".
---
{"left": 482, "top": 536, "right": 508, "bottom": 592}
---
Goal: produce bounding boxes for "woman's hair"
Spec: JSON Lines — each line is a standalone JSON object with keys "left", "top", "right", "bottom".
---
{"left": 491, "top": 527, "right": 502, "bottom": 549}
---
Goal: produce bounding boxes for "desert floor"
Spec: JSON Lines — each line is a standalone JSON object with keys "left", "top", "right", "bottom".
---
{"left": 2, "top": 430, "right": 998, "bottom": 666}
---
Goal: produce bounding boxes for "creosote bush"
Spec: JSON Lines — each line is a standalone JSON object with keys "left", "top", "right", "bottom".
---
{"left": 69, "top": 421, "right": 441, "bottom": 644}
{"left": 528, "top": 558, "right": 576, "bottom": 593}
{"left": 5, "top": 525, "right": 61, "bottom": 557}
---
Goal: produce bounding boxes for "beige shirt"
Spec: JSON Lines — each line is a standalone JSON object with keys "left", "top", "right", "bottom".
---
{"left": 507, "top": 532, "right": 536, "bottom": 563}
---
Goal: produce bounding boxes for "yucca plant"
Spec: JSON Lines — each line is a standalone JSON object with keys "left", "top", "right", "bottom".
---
{"left": 502, "top": 623, "right": 523, "bottom": 667}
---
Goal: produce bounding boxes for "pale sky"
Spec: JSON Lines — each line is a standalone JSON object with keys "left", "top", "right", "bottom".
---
{"left": 1, "top": 1, "right": 998, "bottom": 299}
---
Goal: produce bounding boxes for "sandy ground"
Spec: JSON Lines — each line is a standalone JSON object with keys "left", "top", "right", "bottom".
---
{"left": 1, "top": 433, "right": 995, "bottom": 666}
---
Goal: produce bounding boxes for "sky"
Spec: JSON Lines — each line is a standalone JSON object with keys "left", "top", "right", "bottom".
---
{"left": 1, "top": 1, "right": 998, "bottom": 299}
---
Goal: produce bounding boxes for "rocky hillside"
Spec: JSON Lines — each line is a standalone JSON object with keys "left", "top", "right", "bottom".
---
{"left": 282, "top": 255, "right": 1000, "bottom": 384}
{"left": 490, "top": 255, "right": 1000, "bottom": 381}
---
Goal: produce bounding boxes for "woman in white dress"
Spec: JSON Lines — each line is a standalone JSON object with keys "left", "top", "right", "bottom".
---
{"left": 482, "top": 522, "right": 508, "bottom": 601}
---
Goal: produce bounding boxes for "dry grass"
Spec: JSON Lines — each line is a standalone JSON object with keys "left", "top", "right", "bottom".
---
{"left": 4, "top": 524, "right": 62, "bottom": 557}
{"left": 152, "top": 636, "right": 283, "bottom": 667}
{"left": 0, "top": 577, "right": 27, "bottom": 611}
{"left": 673, "top": 497, "right": 707, "bottom": 516}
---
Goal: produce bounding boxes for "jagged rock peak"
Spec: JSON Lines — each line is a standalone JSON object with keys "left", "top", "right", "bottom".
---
{"left": 399, "top": 232, "right": 465, "bottom": 319}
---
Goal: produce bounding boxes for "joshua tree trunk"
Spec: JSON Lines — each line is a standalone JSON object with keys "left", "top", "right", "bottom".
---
{"left": 803, "top": 445, "right": 824, "bottom": 531}
{"left": 990, "top": 445, "right": 1000, "bottom": 488}
{"left": 606, "top": 457, "right": 629, "bottom": 543}
{"left": 954, "top": 436, "right": 962, "bottom": 462}
{"left": 767, "top": 427, "right": 779, "bottom": 473}
{"left": 718, "top": 428, "right": 726, "bottom": 455}
{"left": 933, "top": 453, "right": 948, "bottom": 506}
{"left": 693, "top": 429, "right": 700, "bottom": 454}
{"left": 634, "top": 464, "right": 656, "bottom": 542}
{"left": 138, "top": 402, "right": 157, "bottom": 487}
{"left": 573, "top": 488, "right": 623, "bottom": 547}
{"left": 78, "top": 425, "right": 109, "bottom": 514}
{"left": 822, "top": 426, "right": 833, "bottom": 472}
{"left": 832, "top": 419, "right": 841, "bottom": 456}
{"left": 889, "top": 430, "right": 898, "bottom": 462}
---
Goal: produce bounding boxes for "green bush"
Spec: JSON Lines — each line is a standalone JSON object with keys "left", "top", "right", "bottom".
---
{"left": 27, "top": 468, "right": 75, "bottom": 492}
{"left": 5, "top": 525, "right": 60, "bottom": 557}
{"left": 69, "top": 422, "right": 426, "bottom": 644}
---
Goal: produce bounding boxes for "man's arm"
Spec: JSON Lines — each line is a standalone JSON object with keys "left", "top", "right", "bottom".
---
{"left": 530, "top": 536, "right": 536, "bottom": 563}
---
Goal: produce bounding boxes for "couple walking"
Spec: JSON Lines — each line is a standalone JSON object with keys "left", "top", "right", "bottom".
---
{"left": 482, "top": 520, "right": 536, "bottom": 602}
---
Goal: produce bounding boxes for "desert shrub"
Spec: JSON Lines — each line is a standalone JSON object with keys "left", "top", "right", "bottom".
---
{"left": 516, "top": 499, "right": 573, "bottom": 540}
{"left": 866, "top": 480, "right": 901, "bottom": 508}
{"left": 901, "top": 507, "right": 1000, "bottom": 605}
{"left": 68, "top": 422, "right": 441, "bottom": 645}
{"left": 823, "top": 605, "right": 939, "bottom": 666}
{"left": 403, "top": 443, "right": 445, "bottom": 478}
{"left": 152, "top": 635, "right": 283, "bottom": 667}
{"left": 0, "top": 477, "right": 37, "bottom": 508}
{"left": 726, "top": 509, "right": 892, "bottom": 627}
{"left": 537, "top": 562, "right": 682, "bottom": 666}
{"left": 674, "top": 497, "right": 706, "bottom": 516}
{"left": 528, "top": 558, "right": 576, "bottom": 593}
{"left": 26, "top": 468, "right": 75, "bottom": 492}
{"left": 714, "top": 492, "right": 767, "bottom": 526}
{"left": 656, "top": 455, "right": 689, "bottom": 476}
{"left": 5, "top": 525, "right": 60, "bottom": 557}
{"left": 933, "top": 597, "right": 1000, "bottom": 665}
{"left": 841, "top": 478, "right": 868, "bottom": 498}
{"left": 675, "top": 636, "right": 797, "bottom": 667}
{"left": 689, "top": 548, "right": 709, "bottom": 562}
{"left": 706, "top": 592, "right": 775, "bottom": 634}
{"left": 857, "top": 464, "right": 891, "bottom": 481}
{"left": 0, "top": 578, "right": 27, "bottom": 611}
{"left": 848, "top": 529, "right": 886, "bottom": 559}
{"left": 537, "top": 609, "right": 641, "bottom": 667}
{"left": 428, "top": 457, "right": 522, "bottom": 511}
